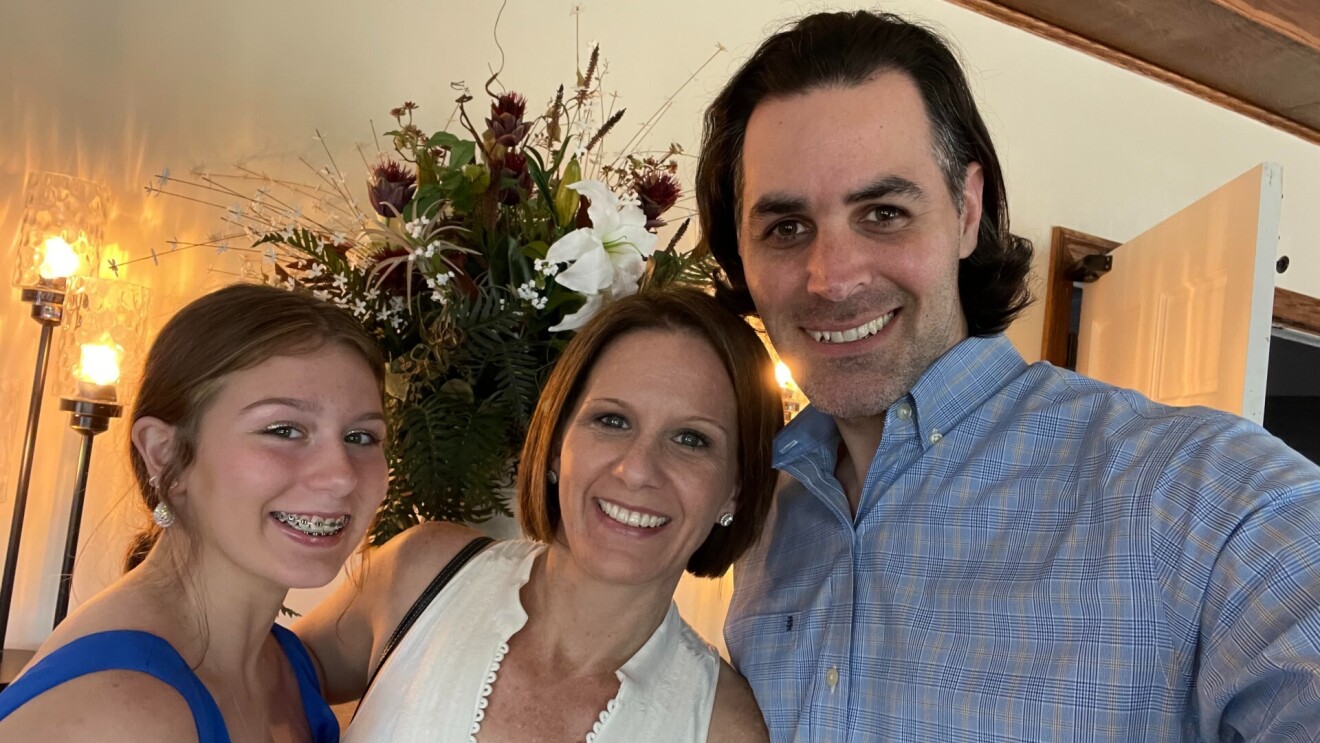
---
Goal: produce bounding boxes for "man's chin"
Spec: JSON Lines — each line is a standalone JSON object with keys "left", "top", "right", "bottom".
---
{"left": 799, "top": 381, "right": 902, "bottom": 421}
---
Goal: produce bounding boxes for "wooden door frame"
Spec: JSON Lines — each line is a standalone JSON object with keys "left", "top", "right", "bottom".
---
{"left": 1040, "top": 226, "right": 1320, "bottom": 367}
{"left": 1039, "top": 227, "right": 1119, "bottom": 367}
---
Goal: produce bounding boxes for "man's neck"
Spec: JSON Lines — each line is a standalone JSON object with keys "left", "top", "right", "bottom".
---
{"left": 834, "top": 413, "right": 886, "bottom": 517}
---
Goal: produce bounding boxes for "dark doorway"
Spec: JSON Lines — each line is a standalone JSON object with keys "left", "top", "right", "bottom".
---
{"left": 1264, "top": 330, "right": 1320, "bottom": 464}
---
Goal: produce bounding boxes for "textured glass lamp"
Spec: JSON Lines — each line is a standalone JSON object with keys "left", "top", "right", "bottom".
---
{"left": 0, "top": 173, "right": 111, "bottom": 659}
{"left": 51, "top": 277, "right": 149, "bottom": 626}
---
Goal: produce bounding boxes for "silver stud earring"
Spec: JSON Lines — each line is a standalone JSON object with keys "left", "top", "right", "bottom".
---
{"left": 718, "top": 512, "right": 733, "bottom": 527}
{"left": 547, "top": 470, "right": 558, "bottom": 485}
{"left": 152, "top": 501, "right": 176, "bottom": 529}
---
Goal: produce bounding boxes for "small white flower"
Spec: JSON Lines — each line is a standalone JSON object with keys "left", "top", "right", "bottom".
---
{"left": 307, "top": 263, "right": 325, "bottom": 279}
{"left": 332, "top": 274, "right": 348, "bottom": 290}
{"left": 263, "top": 247, "right": 278, "bottom": 263}
{"left": 365, "top": 287, "right": 381, "bottom": 302}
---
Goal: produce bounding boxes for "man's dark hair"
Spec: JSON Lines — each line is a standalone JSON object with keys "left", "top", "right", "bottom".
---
{"left": 696, "top": 10, "right": 1033, "bottom": 336}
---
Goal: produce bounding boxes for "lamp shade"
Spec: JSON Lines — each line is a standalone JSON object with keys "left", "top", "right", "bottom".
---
{"left": 59, "top": 277, "right": 150, "bottom": 398}
{"left": 10, "top": 172, "right": 110, "bottom": 289}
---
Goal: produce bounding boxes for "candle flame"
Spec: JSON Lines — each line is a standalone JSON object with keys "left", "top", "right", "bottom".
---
{"left": 774, "top": 361, "right": 796, "bottom": 390}
{"left": 38, "top": 236, "right": 81, "bottom": 280}
{"left": 78, "top": 342, "right": 122, "bottom": 386}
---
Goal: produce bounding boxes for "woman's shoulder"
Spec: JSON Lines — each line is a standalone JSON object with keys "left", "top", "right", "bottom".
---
{"left": 708, "top": 660, "right": 770, "bottom": 743}
{"left": 370, "top": 521, "right": 489, "bottom": 599}
{"left": 356, "top": 521, "right": 505, "bottom": 635}
{"left": 0, "top": 666, "right": 200, "bottom": 743}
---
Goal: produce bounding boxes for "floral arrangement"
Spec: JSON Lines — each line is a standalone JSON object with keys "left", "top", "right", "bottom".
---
{"left": 138, "top": 44, "right": 718, "bottom": 542}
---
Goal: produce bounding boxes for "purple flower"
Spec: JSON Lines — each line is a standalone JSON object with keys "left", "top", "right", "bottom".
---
{"left": 634, "top": 171, "right": 681, "bottom": 227}
{"left": 495, "top": 151, "right": 532, "bottom": 206}
{"left": 368, "top": 160, "right": 417, "bottom": 218}
{"left": 486, "top": 92, "right": 528, "bottom": 149}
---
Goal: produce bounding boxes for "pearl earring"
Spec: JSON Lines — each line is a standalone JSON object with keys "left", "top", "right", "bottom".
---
{"left": 718, "top": 512, "right": 733, "bottom": 527}
{"left": 547, "top": 470, "right": 558, "bottom": 485}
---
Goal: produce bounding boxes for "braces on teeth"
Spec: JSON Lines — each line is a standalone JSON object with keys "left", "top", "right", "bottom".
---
{"left": 274, "top": 512, "right": 349, "bottom": 536}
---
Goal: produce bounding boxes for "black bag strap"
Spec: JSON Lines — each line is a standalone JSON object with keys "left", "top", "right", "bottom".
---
{"left": 357, "top": 535, "right": 495, "bottom": 707}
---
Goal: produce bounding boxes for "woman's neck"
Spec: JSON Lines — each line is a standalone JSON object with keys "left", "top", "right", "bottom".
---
{"left": 132, "top": 540, "right": 289, "bottom": 682}
{"left": 518, "top": 543, "right": 680, "bottom": 678}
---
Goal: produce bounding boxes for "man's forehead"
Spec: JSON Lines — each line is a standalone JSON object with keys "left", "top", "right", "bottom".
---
{"left": 738, "top": 75, "right": 938, "bottom": 213}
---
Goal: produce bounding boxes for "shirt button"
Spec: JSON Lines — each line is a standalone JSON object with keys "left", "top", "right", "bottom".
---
{"left": 826, "top": 666, "right": 839, "bottom": 689}
{"left": 928, "top": 430, "right": 943, "bottom": 444}
{"left": 895, "top": 403, "right": 912, "bottom": 421}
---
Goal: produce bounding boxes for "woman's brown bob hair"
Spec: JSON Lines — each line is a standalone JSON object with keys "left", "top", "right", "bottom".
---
{"left": 124, "top": 283, "right": 384, "bottom": 571}
{"left": 517, "top": 287, "right": 783, "bottom": 578}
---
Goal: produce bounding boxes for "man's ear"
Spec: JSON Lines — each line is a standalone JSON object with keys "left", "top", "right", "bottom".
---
{"left": 958, "top": 161, "right": 985, "bottom": 260}
{"left": 132, "top": 416, "right": 178, "bottom": 492}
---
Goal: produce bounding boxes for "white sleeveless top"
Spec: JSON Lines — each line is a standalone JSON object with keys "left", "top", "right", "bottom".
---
{"left": 345, "top": 540, "right": 721, "bottom": 743}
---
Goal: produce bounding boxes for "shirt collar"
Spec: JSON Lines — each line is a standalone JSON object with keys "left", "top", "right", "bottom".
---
{"left": 771, "top": 334, "right": 1027, "bottom": 466}
{"left": 906, "top": 333, "right": 1026, "bottom": 451}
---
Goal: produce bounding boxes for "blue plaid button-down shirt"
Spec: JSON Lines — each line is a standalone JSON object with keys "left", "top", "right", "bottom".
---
{"left": 727, "top": 334, "right": 1320, "bottom": 742}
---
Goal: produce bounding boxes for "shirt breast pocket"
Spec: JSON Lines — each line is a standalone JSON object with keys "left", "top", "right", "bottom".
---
{"left": 726, "top": 605, "right": 828, "bottom": 731}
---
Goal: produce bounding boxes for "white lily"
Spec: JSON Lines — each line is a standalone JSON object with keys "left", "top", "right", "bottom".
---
{"left": 546, "top": 179, "right": 657, "bottom": 331}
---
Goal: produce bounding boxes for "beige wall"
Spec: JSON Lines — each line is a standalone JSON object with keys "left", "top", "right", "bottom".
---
{"left": 2, "top": 0, "right": 1318, "bottom": 652}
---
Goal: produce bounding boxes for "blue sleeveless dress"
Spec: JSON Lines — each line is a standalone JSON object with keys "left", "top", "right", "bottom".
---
{"left": 0, "top": 624, "right": 337, "bottom": 743}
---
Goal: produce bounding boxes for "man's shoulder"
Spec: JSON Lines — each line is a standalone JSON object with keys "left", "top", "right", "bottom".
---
{"left": 1010, "top": 361, "right": 1317, "bottom": 486}
{"left": 1012, "top": 360, "right": 1242, "bottom": 433}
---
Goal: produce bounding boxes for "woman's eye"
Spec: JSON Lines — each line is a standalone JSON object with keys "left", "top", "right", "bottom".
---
{"left": 345, "top": 430, "right": 382, "bottom": 446}
{"left": 673, "top": 430, "right": 709, "bottom": 449}
{"left": 596, "top": 414, "right": 628, "bottom": 430}
{"left": 263, "top": 424, "right": 304, "bottom": 439}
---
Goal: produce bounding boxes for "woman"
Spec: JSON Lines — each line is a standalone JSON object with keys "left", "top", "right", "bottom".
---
{"left": 0, "top": 283, "right": 389, "bottom": 743}
{"left": 296, "top": 287, "right": 782, "bottom": 742}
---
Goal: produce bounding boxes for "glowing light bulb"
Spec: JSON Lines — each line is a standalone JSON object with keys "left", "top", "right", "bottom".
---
{"left": 38, "top": 237, "right": 81, "bottom": 280}
{"left": 75, "top": 339, "right": 123, "bottom": 402}
{"left": 775, "top": 361, "right": 796, "bottom": 390}
{"left": 79, "top": 344, "right": 121, "bottom": 386}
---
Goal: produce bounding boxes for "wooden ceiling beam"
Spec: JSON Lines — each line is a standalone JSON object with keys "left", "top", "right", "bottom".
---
{"left": 1210, "top": 0, "right": 1320, "bottom": 56}
{"left": 944, "top": 0, "right": 1320, "bottom": 146}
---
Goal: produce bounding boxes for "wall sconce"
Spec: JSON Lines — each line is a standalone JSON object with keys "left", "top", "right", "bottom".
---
{"left": 51, "top": 277, "right": 149, "bottom": 626}
{"left": 0, "top": 172, "right": 110, "bottom": 659}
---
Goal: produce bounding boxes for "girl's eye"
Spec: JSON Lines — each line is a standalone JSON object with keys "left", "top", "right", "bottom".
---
{"left": 345, "top": 430, "right": 382, "bottom": 446}
{"left": 596, "top": 414, "right": 629, "bottom": 430}
{"left": 673, "top": 430, "right": 710, "bottom": 449}
{"left": 263, "top": 424, "right": 304, "bottom": 439}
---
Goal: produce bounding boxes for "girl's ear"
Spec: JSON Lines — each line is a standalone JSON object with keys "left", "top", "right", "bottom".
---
{"left": 132, "top": 416, "right": 181, "bottom": 496}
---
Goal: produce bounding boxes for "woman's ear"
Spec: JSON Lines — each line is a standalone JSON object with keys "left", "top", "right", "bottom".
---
{"left": 132, "top": 416, "right": 178, "bottom": 492}
{"left": 719, "top": 487, "right": 740, "bottom": 519}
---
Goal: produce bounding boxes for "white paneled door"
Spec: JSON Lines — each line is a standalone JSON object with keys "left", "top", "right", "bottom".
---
{"left": 1076, "top": 163, "right": 1283, "bottom": 424}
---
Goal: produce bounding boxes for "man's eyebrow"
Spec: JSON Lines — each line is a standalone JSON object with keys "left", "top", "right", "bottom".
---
{"left": 845, "top": 176, "right": 925, "bottom": 204}
{"left": 745, "top": 176, "right": 926, "bottom": 222}
{"left": 746, "top": 193, "right": 808, "bottom": 221}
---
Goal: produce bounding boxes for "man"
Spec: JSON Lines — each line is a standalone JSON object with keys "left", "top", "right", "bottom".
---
{"left": 697, "top": 10, "right": 1320, "bottom": 742}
